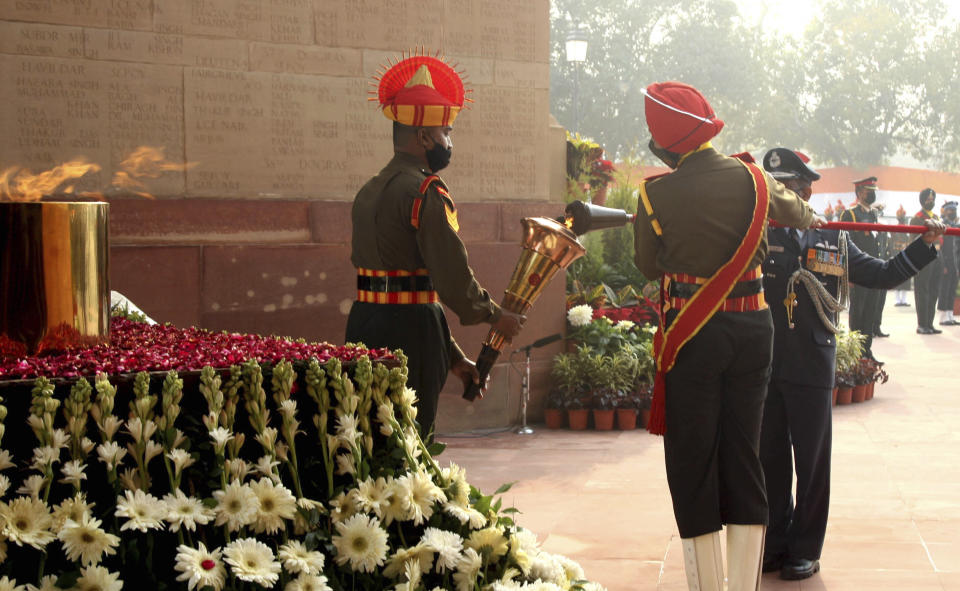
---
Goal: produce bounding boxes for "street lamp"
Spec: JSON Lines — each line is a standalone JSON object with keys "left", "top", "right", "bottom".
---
{"left": 565, "top": 24, "right": 588, "bottom": 133}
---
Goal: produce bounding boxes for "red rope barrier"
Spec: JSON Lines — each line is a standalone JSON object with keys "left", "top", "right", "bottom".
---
{"left": 769, "top": 220, "right": 960, "bottom": 236}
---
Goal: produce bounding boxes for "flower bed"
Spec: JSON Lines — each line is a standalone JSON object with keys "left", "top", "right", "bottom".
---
{"left": 0, "top": 319, "right": 606, "bottom": 590}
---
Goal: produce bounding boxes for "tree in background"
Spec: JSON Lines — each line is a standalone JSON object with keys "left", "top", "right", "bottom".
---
{"left": 551, "top": 0, "right": 960, "bottom": 170}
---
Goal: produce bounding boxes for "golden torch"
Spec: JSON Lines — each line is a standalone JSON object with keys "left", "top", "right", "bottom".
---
{"left": 463, "top": 201, "right": 635, "bottom": 400}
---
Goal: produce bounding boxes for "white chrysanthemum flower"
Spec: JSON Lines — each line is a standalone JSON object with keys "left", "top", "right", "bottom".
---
{"left": 453, "top": 547, "right": 483, "bottom": 591}
{"left": 487, "top": 581, "right": 522, "bottom": 591}
{"left": 1, "top": 496, "right": 54, "bottom": 550}
{"left": 421, "top": 527, "right": 463, "bottom": 573}
{"left": 550, "top": 553, "right": 585, "bottom": 583}
{"left": 223, "top": 537, "right": 281, "bottom": 587}
{"left": 213, "top": 481, "right": 258, "bottom": 532}
{"left": 509, "top": 529, "right": 540, "bottom": 576}
{"left": 578, "top": 583, "right": 608, "bottom": 591}
{"left": 59, "top": 460, "right": 87, "bottom": 486}
{"left": 25, "top": 574, "right": 58, "bottom": 591}
{"left": 174, "top": 543, "right": 225, "bottom": 591}
{"left": 15, "top": 474, "right": 46, "bottom": 500}
{"left": 376, "top": 403, "right": 396, "bottom": 436}
{"left": 331, "top": 513, "right": 389, "bottom": 573}
{"left": 278, "top": 540, "right": 325, "bottom": 576}
{"left": 57, "top": 514, "right": 119, "bottom": 565}
{"left": 442, "top": 500, "right": 487, "bottom": 528}
{"left": 567, "top": 304, "right": 594, "bottom": 327}
{"left": 383, "top": 544, "right": 432, "bottom": 579}
{"left": 616, "top": 319, "right": 636, "bottom": 331}
{"left": 164, "top": 490, "right": 215, "bottom": 532}
{"left": 0, "top": 451, "right": 14, "bottom": 471}
{"left": 254, "top": 455, "right": 280, "bottom": 481}
{"left": 355, "top": 476, "right": 388, "bottom": 518}
{"left": 284, "top": 573, "right": 332, "bottom": 591}
{"left": 74, "top": 565, "right": 122, "bottom": 591}
{"left": 30, "top": 446, "right": 59, "bottom": 471}
{"left": 440, "top": 462, "right": 470, "bottom": 506}
{"left": 249, "top": 477, "right": 296, "bottom": 535}
{"left": 208, "top": 427, "right": 233, "bottom": 454}
{"left": 404, "top": 470, "right": 446, "bottom": 525}
{"left": 466, "top": 526, "right": 509, "bottom": 565}
{"left": 95, "top": 441, "right": 126, "bottom": 471}
{"left": 51, "top": 492, "right": 94, "bottom": 531}
{"left": 166, "top": 449, "right": 195, "bottom": 477}
{"left": 114, "top": 489, "right": 165, "bottom": 532}
{"left": 0, "top": 475, "right": 9, "bottom": 499}
{"left": 528, "top": 553, "right": 566, "bottom": 585}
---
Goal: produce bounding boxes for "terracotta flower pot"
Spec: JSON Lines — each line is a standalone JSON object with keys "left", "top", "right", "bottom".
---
{"left": 832, "top": 387, "right": 838, "bottom": 406}
{"left": 640, "top": 408, "right": 651, "bottom": 428}
{"left": 544, "top": 408, "right": 565, "bottom": 429}
{"left": 836, "top": 386, "right": 853, "bottom": 405}
{"left": 616, "top": 408, "right": 637, "bottom": 430}
{"left": 954, "top": 297, "right": 960, "bottom": 316}
{"left": 592, "top": 409, "right": 615, "bottom": 431}
{"left": 866, "top": 382, "right": 875, "bottom": 400}
{"left": 567, "top": 409, "right": 590, "bottom": 431}
{"left": 852, "top": 384, "right": 867, "bottom": 403}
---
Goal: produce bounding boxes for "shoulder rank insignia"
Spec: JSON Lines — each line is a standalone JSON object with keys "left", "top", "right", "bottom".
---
{"left": 412, "top": 174, "right": 459, "bottom": 232}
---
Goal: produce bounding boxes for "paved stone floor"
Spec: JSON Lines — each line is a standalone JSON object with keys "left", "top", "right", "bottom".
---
{"left": 441, "top": 297, "right": 960, "bottom": 590}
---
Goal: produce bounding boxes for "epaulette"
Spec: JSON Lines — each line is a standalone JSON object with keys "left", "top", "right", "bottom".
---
{"left": 644, "top": 171, "right": 671, "bottom": 184}
{"left": 729, "top": 152, "right": 756, "bottom": 163}
{"left": 412, "top": 174, "right": 459, "bottom": 232}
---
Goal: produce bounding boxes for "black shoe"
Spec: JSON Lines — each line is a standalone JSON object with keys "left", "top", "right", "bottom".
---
{"left": 930, "top": 326, "right": 943, "bottom": 334}
{"left": 918, "top": 326, "right": 934, "bottom": 334}
{"left": 874, "top": 330, "right": 889, "bottom": 337}
{"left": 940, "top": 320, "right": 960, "bottom": 326}
{"left": 762, "top": 554, "right": 784, "bottom": 573}
{"left": 780, "top": 558, "right": 820, "bottom": 580}
{"left": 895, "top": 302, "right": 910, "bottom": 306}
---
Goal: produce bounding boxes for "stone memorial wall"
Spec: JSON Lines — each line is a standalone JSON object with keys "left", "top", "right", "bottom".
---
{"left": 0, "top": 0, "right": 566, "bottom": 432}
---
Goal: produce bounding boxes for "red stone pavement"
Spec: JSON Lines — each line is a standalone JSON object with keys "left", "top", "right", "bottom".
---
{"left": 441, "top": 297, "right": 960, "bottom": 590}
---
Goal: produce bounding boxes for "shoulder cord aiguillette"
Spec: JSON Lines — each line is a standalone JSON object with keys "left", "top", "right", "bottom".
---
{"left": 784, "top": 231, "right": 850, "bottom": 334}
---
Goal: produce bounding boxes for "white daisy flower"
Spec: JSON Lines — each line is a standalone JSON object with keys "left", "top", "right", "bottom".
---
{"left": 0, "top": 496, "right": 54, "bottom": 550}
{"left": 406, "top": 470, "right": 446, "bottom": 525}
{"left": 208, "top": 427, "right": 233, "bottom": 453}
{"left": 278, "top": 540, "right": 325, "bottom": 576}
{"left": 57, "top": 514, "right": 120, "bottom": 565}
{"left": 453, "top": 547, "right": 483, "bottom": 591}
{"left": 283, "top": 573, "right": 332, "bottom": 591}
{"left": 383, "top": 544, "right": 432, "bottom": 579}
{"left": 355, "top": 476, "right": 389, "bottom": 518}
{"left": 223, "top": 537, "right": 282, "bottom": 587}
{"left": 95, "top": 441, "right": 127, "bottom": 471}
{"left": 51, "top": 492, "right": 94, "bottom": 531}
{"left": 15, "top": 474, "right": 46, "bottom": 500}
{"left": 213, "top": 481, "right": 258, "bottom": 532}
{"left": 381, "top": 477, "right": 412, "bottom": 526}
{"left": 567, "top": 304, "right": 594, "bottom": 327}
{"left": 466, "top": 526, "right": 509, "bottom": 566}
{"left": 164, "top": 490, "right": 215, "bottom": 532}
{"left": 25, "top": 574, "right": 58, "bottom": 591}
{"left": 420, "top": 527, "right": 463, "bottom": 573}
{"left": 440, "top": 462, "right": 471, "bottom": 507}
{"left": 74, "top": 565, "right": 122, "bottom": 591}
{"left": 114, "top": 489, "right": 165, "bottom": 532}
{"left": 174, "top": 543, "right": 225, "bottom": 591}
{"left": 616, "top": 319, "right": 636, "bottom": 330}
{"left": 166, "top": 449, "right": 195, "bottom": 477}
{"left": 331, "top": 513, "right": 389, "bottom": 573}
{"left": 59, "top": 460, "right": 87, "bottom": 487}
{"left": 329, "top": 489, "right": 359, "bottom": 524}
{"left": 249, "top": 477, "right": 296, "bottom": 535}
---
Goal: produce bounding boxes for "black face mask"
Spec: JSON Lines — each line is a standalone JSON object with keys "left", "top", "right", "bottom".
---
{"left": 648, "top": 138, "right": 680, "bottom": 169}
{"left": 863, "top": 190, "right": 877, "bottom": 205}
{"left": 425, "top": 141, "right": 452, "bottom": 173}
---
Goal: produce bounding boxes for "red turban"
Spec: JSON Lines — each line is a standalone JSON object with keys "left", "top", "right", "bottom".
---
{"left": 643, "top": 81, "right": 724, "bottom": 154}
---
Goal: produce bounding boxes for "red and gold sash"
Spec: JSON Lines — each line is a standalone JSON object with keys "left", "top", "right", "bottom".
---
{"left": 647, "top": 160, "right": 772, "bottom": 435}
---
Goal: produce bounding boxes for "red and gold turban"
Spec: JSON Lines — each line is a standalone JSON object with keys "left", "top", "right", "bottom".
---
{"left": 642, "top": 81, "right": 724, "bottom": 154}
{"left": 372, "top": 50, "right": 469, "bottom": 127}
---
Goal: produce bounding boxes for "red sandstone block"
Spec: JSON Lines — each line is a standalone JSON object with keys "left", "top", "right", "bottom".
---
{"left": 499, "top": 202, "right": 564, "bottom": 246}
{"left": 109, "top": 198, "right": 311, "bottom": 245}
{"left": 110, "top": 246, "right": 202, "bottom": 328}
{"left": 308, "top": 201, "right": 353, "bottom": 244}
{"left": 454, "top": 202, "right": 501, "bottom": 244}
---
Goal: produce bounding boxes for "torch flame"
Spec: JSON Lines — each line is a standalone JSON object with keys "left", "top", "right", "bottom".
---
{"left": 0, "top": 159, "right": 102, "bottom": 202}
{"left": 1, "top": 146, "right": 198, "bottom": 202}
{"left": 111, "top": 146, "right": 197, "bottom": 198}
{"left": 564, "top": 215, "right": 574, "bottom": 230}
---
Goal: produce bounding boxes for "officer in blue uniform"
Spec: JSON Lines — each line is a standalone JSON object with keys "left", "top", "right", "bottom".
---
{"left": 758, "top": 148, "right": 944, "bottom": 581}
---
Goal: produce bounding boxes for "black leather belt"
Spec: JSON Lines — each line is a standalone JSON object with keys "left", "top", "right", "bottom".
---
{"left": 669, "top": 278, "right": 763, "bottom": 300}
{"left": 357, "top": 275, "right": 435, "bottom": 293}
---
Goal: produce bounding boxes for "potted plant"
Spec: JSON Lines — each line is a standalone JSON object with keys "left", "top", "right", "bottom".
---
{"left": 834, "top": 328, "right": 865, "bottom": 405}
{"left": 556, "top": 346, "right": 593, "bottom": 430}
{"left": 547, "top": 352, "right": 584, "bottom": 429}
{"left": 586, "top": 349, "right": 638, "bottom": 431}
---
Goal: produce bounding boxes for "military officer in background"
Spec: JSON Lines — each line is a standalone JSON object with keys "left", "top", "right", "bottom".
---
{"left": 760, "top": 148, "right": 944, "bottom": 581}
{"left": 912, "top": 188, "right": 944, "bottom": 334}
{"left": 937, "top": 201, "right": 959, "bottom": 325}
{"left": 839, "top": 177, "right": 884, "bottom": 358}
{"left": 633, "top": 82, "right": 817, "bottom": 591}
{"left": 346, "top": 51, "right": 524, "bottom": 439}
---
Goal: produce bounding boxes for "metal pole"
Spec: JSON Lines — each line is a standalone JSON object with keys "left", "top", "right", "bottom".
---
{"left": 515, "top": 348, "right": 534, "bottom": 435}
{"left": 573, "top": 63, "right": 581, "bottom": 133}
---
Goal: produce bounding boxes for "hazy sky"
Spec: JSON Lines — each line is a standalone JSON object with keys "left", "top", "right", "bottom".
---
{"left": 737, "top": 0, "right": 960, "bottom": 35}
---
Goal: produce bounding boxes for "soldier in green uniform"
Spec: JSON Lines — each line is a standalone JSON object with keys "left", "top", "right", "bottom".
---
{"left": 346, "top": 52, "right": 524, "bottom": 439}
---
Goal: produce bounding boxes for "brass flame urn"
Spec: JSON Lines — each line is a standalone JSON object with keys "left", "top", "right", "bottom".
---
{"left": 0, "top": 202, "right": 110, "bottom": 357}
